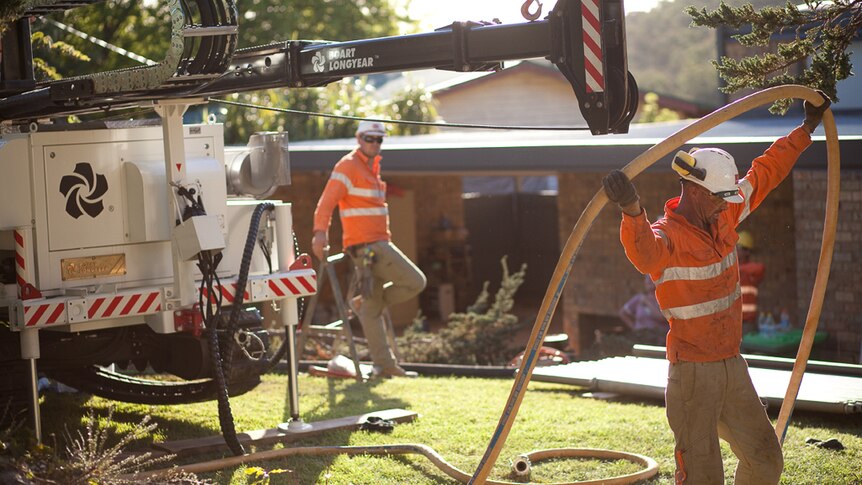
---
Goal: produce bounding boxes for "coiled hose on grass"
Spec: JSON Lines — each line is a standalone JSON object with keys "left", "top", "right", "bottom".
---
{"left": 135, "top": 85, "right": 838, "bottom": 484}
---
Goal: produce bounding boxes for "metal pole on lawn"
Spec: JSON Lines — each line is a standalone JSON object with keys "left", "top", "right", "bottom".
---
{"left": 274, "top": 204, "right": 312, "bottom": 432}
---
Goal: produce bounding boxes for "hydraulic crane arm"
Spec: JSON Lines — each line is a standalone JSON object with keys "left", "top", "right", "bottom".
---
{"left": 0, "top": 0, "right": 637, "bottom": 134}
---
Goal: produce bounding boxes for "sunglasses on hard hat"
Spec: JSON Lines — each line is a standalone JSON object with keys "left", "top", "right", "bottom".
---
{"left": 712, "top": 189, "right": 739, "bottom": 199}
{"left": 362, "top": 135, "right": 384, "bottom": 144}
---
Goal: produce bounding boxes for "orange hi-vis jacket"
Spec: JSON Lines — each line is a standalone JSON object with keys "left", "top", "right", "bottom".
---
{"left": 620, "top": 127, "right": 811, "bottom": 363}
{"left": 314, "top": 148, "right": 391, "bottom": 249}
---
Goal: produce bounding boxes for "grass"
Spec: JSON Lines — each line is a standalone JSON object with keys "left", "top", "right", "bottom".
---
{"left": 32, "top": 370, "right": 862, "bottom": 484}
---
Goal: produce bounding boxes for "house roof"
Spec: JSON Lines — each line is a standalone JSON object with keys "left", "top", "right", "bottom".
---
{"left": 285, "top": 112, "right": 862, "bottom": 174}
{"left": 371, "top": 60, "right": 712, "bottom": 117}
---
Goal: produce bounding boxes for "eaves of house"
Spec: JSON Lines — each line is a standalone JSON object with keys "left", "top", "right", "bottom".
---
{"left": 286, "top": 113, "right": 862, "bottom": 174}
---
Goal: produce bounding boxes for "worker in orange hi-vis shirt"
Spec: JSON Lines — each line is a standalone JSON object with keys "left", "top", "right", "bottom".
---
{"left": 602, "top": 93, "right": 830, "bottom": 485}
{"left": 312, "top": 120, "right": 426, "bottom": 379}
{"left": 737, "top": 230, "right": 765, "bottom": 336}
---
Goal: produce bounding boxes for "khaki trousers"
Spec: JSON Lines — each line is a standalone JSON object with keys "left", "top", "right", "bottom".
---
{"left": 666, "top": 355, "right": 783, "bottom": 484}
{"left": 350, "top": 241, "right": 426, "bottom": 370}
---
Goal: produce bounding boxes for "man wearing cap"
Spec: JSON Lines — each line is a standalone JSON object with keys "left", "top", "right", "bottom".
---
{"left": 601, "top": 94, "right": 830, "bottom": 485}
{"left": 312, "top": 120, "right": 426, "bottom": 378}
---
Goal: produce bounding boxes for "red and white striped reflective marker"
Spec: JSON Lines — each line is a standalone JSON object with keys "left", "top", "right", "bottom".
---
{"left": 581, "top": 0, "right": 605, "bottom": 93}
{"left": 14, "top": 228, "right": 33, "bottom": 298}
{"left": 200, "top": 282, "right": 251, "bottom": 305}
{"left": 87, "top": 291, "right": 162, "bottom": 320}
{"left": 267, "top": 273, "right": 316, "bottom": 298}
{"left": 24, "top": 301, "right": 66, "bottom": 327}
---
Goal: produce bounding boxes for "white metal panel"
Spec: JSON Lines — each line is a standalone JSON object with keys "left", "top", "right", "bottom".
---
{"left": 124, "top": 156, "right": 228, "bottom": 243}
{"left": 0, "top": 136, "right": 34, "bottom": 228}
{"left": 44, "top": 142, "right": 128, "bottom": 250}
{"left": 30, "top": 124, "right": 224, "bottom": 292}
{"left": 223, "top": 200, "right": 287, "bottom": 277}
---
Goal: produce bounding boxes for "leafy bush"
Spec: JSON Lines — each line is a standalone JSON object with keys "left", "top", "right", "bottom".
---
{"left": 399, "top": 257, "right": 526, "bottom": 365}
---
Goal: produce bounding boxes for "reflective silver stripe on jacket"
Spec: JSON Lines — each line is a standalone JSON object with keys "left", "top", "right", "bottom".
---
{"left": 661, "top": 284, "right": 741, "bottom": 320}
{"left": 737, "top": 179, "right": 754, "bottom": 223}
{"left": 741, "top": 286, "right": 758, "bottom": 296}
{"left": 341, "top": 207, "right": 388, "bottom": 217}
{"left": 655, "top": 249, "right": 738, "bottom": 285}
{"left": 330, "top": 172, "right": 385, "bottom": 199}
{"left": 742, "top": 303, "right": 758, "bottom": 313}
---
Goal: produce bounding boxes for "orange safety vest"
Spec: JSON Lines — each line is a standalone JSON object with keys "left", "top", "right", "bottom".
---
{"left": 313, "top": 148, "right": 391, "bottom": 249}
{"left": 620, "top": 127, "right": 811, "bottom": 363}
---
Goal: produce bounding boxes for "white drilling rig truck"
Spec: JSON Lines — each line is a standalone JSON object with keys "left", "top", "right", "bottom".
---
{"left": 0, "top": 0, "right": 637, "bottom": 451}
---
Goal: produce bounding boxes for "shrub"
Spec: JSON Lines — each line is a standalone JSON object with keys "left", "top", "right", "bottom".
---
{"left": 399, "top": 257, "right": 526, "bottom": 365}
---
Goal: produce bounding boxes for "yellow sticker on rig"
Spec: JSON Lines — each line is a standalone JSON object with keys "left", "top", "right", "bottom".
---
{"left": 61, "top": 254, "right": 127, "bottom": 281}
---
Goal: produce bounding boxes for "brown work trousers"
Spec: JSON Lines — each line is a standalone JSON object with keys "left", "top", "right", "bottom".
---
{"left": 349, "top": 241, "right": 426, "bottom": 371}
{"left": 666, "top": 355, "right": 783, "bottom": 484}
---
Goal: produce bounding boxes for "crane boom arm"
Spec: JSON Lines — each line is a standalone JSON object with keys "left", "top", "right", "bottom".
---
{"left": 0, "top": 0, "right": 636, "bottom": 134}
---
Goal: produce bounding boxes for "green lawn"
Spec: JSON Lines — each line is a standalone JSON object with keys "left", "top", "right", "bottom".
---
{"left": 35, "top": 371, "right": 862, "bottom": 484}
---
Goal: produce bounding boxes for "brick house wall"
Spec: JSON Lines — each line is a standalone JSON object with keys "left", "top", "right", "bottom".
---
{"left": 282, "top": 151, "right": 859, "bottom": 363}
{"left": 274, "top": 172, "right": 463, "bottom": 265}
{"left": 557, "top": 172, "right": 679, "bottom": 351}
{"left": 794, "top": 170, "right": 862, "bottom": 363}
{"left": 274, "top": 170, "right": 464, "bottom": 327}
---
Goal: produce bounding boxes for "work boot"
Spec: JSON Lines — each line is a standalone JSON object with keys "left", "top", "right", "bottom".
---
{"left": 371, "top": 365, "right": 418, "bottom": 379}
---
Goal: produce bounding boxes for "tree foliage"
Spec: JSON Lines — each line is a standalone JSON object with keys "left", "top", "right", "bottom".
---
{"left": 30, "top": 30, "right": 90, "bottom": 81}
{"left": 36, "top": 1, "right": 170, "bottom": 77}
{"left": 398, "top": 257, "right": 526, "bottom": 366}
{"left": 687, "top": 0, "right": 860, "bottom": 113}
{"left": 9, "top": 1, "right": 436, "bottom": 139}
{"left": 624, "top": 0, "right": 829, "bottom": 108}
{"left": 218, "top": 77, "right": 438, "bottom": 144}
{"left": 237, "top": 0, "right": 414, "bottom": 47}
{"left": 0, "top": 1, "right": 30, "bottom": 35}
{"left": 637, "top": 92, "right": 683, "bottom": 122}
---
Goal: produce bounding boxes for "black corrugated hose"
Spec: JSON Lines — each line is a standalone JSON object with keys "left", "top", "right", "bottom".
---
{"left": 182, "top": 184, "right": 245, "bottom": 456}
{"left": 213, "top": 202, "right": 274, "bottom": 456}
{"left": 197, "top": 249, "right": 245, "bottom": 456}
{"left": 222, "top": 203, "right": 274, "bottom": 378}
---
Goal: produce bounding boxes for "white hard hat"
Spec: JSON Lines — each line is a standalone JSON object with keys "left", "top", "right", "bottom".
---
{"left": 356, "top": 120, "right": 386, "bottom": 136}
{"left": 672, "top": 147, "right": 744, "bottom": 203}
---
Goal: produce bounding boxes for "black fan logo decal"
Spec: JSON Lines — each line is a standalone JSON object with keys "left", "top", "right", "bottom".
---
{"left": 59, "top": 162, "right": 109, "bottom": 219}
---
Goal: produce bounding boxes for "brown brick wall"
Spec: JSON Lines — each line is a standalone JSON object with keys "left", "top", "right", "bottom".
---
{"left": 794, "top": 170, "right": 862, "bottom": 363}
{"left": 274, "top": 172, "right": 463, "bottom": 260}
{"left": 557, "top": 172, "right": 679, "bottom": 351}
{"left": 386, "top": 174, "right": 465, "bottom": 262}
{"left": 280, "top": 165, "right": 861, "bottom": 363}
{"left": 274, "top": 171, "right": 464, "bottom": 325}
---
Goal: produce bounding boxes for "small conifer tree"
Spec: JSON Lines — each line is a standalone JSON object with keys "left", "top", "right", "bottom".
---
{"left": 687, "top": 0, "right": 860, "bottom": 113}
{"left": 399, "top": 257, "right": 526, "bottom": 366}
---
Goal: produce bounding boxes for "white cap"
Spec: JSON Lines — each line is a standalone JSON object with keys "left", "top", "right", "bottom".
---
{"left": 356, "top": 120, "right": 386, "bottom": 136}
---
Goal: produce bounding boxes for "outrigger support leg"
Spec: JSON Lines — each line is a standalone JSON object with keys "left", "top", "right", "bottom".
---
{"left": 21, "top": 328, "right": 41, "bottom": 444}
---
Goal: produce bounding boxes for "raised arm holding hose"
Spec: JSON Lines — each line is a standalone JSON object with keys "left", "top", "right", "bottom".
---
{"left": 602, "top": 94, "right": 829, "bottom": 484}
{"left": 312, "top": 120, "right": 426, "bottom": 379}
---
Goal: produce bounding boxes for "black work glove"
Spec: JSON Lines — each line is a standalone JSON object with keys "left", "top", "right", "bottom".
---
{"left": 602, "top": 170, "right": 639, "bottom": 209}
{"left": 803, "top": 90, "right": 831, "bottom": 133}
